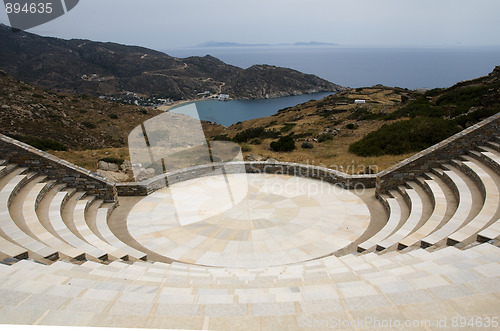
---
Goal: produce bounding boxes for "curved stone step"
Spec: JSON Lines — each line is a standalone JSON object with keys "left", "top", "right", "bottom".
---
{"left": 376, "top": 184, "right": 424, "bottom": 251}
{"left": 95, "top": 207, "right": 147, "bottom": 261}
{"left": 72, "top": 198, "right": 129, "bottom": 260}
{"left": 447, "top": 160, "right": 500, "bottom": 245}
{"left": 398, "top": 175, "right": 449, "bottom": 249}
{"left": 468, "top": 150, "right": 500, "bottom": 176}
{"left": 22, "top": 180, "right": 86, "bottom": 260}
{"left": 486, "top": 141, "right": 500, "bottom": 153}
{"left": 0, "top": 173, "right": 59, "bottom": 260}
{"left": 357, "top": 194, "right": 403, "bottom": 252}
{"left": 0, "top": 243, "right": 497, "bottom": 327}
{"left": 47, "top": 190, "right": 108, "bottom": 260}
{"left": 421, "top": 167, "right": 474, "bottom": 247}
{"left": 0, "top": 163, "right": 17, "bottom": 180}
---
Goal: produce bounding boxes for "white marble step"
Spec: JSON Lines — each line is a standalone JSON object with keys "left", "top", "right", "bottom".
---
{"left": 421, "top": 169, "right": 474, "bottom": 246}
{"left": 0, "top": 174, "right": 58, "bottom": 259}
{"left": 377, "top": 184, "right": 424, "bottom": 250}
{"left": 358, "top": 195, "right": 402, "bottom": 252}
{"left": 94, "top": 207, "right": 147, "bottom": 260}
{"left": 447, "top": 161, "right": 499, "bottom": 245}
{"left": 72, "top": 199, "right": 128, "bottom": 260}
{"left": 47, "top": 191, "right": 107, "bottom": 260}
{"left": 22, "top": 181, "right": 86, "bottom": 260}
{"left": 399, "top": 176, "right": 449, "bottom": 248}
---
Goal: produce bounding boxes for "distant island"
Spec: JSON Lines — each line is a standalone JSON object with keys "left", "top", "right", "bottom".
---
{"left": 192, "top": 41, "right": 338, "bottom": 48}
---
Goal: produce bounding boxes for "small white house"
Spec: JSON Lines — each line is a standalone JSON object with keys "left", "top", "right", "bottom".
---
{"left": 218, "top": 94, "right": 230, "bottom": 101}
{"left": 354, "top": 99, "right": 366, "bottom": 104}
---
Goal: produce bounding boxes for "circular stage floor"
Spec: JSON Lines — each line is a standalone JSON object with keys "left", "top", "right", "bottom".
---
{"left": 127, "top": 173, "right": 370, "bottom": 267}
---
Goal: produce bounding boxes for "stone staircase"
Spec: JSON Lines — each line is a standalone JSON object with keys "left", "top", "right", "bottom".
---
{"left": 358, "top": 140, "right": 500, "bottom": 253}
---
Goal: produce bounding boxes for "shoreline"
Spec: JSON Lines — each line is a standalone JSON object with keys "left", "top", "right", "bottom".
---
{"left": 156, "top": 90, "right": 340, "bottom": 112}
{"left": 156, "top": 99, "right": 200, "bottom": 112}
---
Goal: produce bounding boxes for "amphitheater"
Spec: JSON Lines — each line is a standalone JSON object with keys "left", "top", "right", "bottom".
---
{"left": 0, "top": 112, "right": 499, "bottom": 330}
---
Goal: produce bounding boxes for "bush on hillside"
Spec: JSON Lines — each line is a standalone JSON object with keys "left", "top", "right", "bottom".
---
{"left": 349, "top": 117, "right": 461, "bottom": 156}
{"left": 317, "top": 133, "right": 334, "bottom": 142}
{"left": 233, "top": 127, "right": 280, "bottom": 143}
{"left": 9, "top": 135, "right": 68, "bottom": 151}
{"left": 384, "top": 97, "right": 444, "bottom": 120}
{"left": 301, "top": 142, "right": 314, "bottom": 149}
{"left": 99, "top": 157, "right": 124, "bottom": 165}
{"left": 270, "top": 135, "right": 296, "bottom": 152}
{"left": 280, "top": 123, "right": 296, "bottom": 132}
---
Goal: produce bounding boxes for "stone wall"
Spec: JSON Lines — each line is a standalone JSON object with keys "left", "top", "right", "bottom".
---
{"left": 116, "top": 161, "right": 377, "bottom": 196}
{"left": 4, "top": 111, "right": 497, "bottom": 200}
{"left": 376, "top": 112, "right": 500, "bottom": 194}
{"left": 0, "top": 134, "right": 117, "bottom": 202}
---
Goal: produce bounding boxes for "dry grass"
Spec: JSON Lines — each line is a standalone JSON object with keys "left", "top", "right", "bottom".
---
{"left": 52, "top": 148, "right": 131, "bottom": 172}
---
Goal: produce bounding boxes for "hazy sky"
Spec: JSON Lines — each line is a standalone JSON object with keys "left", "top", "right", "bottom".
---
{"left": 1, "top": 0, "right": 500, "bottom": 50}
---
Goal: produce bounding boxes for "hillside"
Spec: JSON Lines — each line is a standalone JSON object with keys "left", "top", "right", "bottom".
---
{"left": 0, "top": 24, "right": 342, "bottom": 100}
{"left": 208, "top": 67, "right": 500, "bottom": 173}
{"left": 0, "top": 70, "right": 162, "bottom": 150}
{"left": 208, "top": 85, "right": 414, "bottom": 173}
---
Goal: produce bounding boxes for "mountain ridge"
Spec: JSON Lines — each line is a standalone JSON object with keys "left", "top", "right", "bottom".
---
{"left": 0, "top": 24, "right": 343, "bottom": 100}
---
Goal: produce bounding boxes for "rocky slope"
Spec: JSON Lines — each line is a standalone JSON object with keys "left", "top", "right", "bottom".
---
{"left": 0, "top": 24, "right": 343, "bottom": 100}
{"left": 0, "top": 70, "right": 161, "bottom": 150}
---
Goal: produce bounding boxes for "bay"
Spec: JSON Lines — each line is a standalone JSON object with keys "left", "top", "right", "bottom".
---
{"left": 169, "top": 92, "right": 333, "bottom": 127}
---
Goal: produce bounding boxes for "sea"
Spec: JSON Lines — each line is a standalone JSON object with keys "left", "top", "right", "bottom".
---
{"left": 164, "top": 46, "right": 500, "bottom": 126}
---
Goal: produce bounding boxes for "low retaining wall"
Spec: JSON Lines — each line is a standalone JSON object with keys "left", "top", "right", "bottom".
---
{"left": 0, "top": 134, "right": 117, "bottom": 202}
{"left": 3, "top": 111, "right": 497, "bottom": 200}
{"left": 116, "top": 161, "right": 377, "bottom": 196}
{"left": 376, "top": 112, "right": 500, "bottom": 194}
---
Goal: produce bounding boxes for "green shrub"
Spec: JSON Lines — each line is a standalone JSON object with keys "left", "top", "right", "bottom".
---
{"left": 384, "top": 97, "right": 443, "bottom": 120}
{"left": 233, "top": 127, "right": 279, "bottom": 143}
{"left": 270, "top": 135, "right": 295, "bottom": 152}
{"left": 98, "top": 157, "right": 124, "bottom": 165}
{"left": 109, "top": 114, "right": 118, "bottom": 119}
{"left": 424, "top": 88, "right": 444, "bottom": 97}
{"left": 249, "top": 138, "right": 262, "bottom": 145}
{"left": 212, "top": 134, "right": 232, "bottom": 141}
{"left": 280, "top": 123, "right": 296, "bottom": 133}
{"left": 453, "top": 107, "right": 499, "bottom": 128}
{"left": 346, "top": 123, "right": 358, "bottom": 130}
{"left": 301, "top": 142, "right": 314, "bottom": 149}
{"left": 240, "top": 144, "right": 252, "bottom": 152}
{"left": 317, "top": 133, "right": 334, "bottom": 142}
{"left": 82, "top": 121, "right": 96, "bottom": 129}
{"left": 9, "top": 135, "right": 68, "bottom": 151}
{"left": 349, "top": 117, "right": 461, "bottom": 156}
{"left": 293, "top": 132, "right": 313, "bottom": 139}
{"left": 140, "top": 109, "right": 148, "bottom": 115}
{"left": 435, "top": 85, "right": 490, "bottom": 106}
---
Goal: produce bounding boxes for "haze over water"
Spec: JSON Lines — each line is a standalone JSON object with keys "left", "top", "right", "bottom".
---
{"left": 165, "top": 46, "right": 500, "bottom": 89}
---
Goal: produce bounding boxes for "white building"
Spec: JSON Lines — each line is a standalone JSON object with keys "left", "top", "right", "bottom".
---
{"left": 218, "top": 94, "right": 230, "bottom": 101}
{"left": 354, "top": 99, "right": 366, "bottom": 104}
